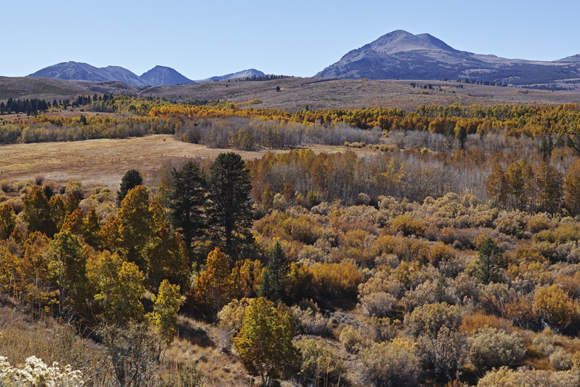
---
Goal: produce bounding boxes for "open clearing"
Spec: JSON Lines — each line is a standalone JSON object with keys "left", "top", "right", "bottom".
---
{"left": 0, "top": 135, "right": 374, "bottom": 190}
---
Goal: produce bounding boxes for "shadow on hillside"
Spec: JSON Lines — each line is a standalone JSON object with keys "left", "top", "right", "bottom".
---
{"left": 177, "top": 317, "right": 215, "bottom": 348}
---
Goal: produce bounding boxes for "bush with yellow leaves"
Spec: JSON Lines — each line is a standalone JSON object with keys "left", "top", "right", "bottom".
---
{"left": 405, "top": 302, "right": 463, "bottom": 338}
{"left": 391, "top": 215, "right": 426, "bottom": 236}
{"left": 534, "top": 284, "right": 580, "bottom": 330}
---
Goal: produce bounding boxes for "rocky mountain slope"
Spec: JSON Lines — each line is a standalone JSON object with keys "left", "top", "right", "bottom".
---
{"left": 29, "top": 62, "right": 151, "bottom": 86}
{"left": 140, "top": 65, "right": 194, "bottom": 85}
{"left": 195, "top": 69, "right": 265, "bottom": 82}
{"left": 28, "top": 62, "right": 263, "bottom": 86}
{"left": 315, "top": 30, "right": 580, "bottom": 86}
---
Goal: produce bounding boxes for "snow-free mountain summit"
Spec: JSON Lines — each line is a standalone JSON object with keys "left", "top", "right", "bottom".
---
{"left": 315, "top": 30, "right": 580, "bottom": 85}
{"left": 28, "top": 62, "right": 264, "bottom": 86}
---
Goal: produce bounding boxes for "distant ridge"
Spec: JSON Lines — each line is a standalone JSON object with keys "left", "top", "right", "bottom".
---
{"left": 28, "top": 62, "right": 265, "bottom": 86}
{"left": 140, "top": 65, "right": 194, "bottom": 86}
{"left": 315, "top": 30, "right": 580, "bottom": 86}
{"left": 29, "top": 62, "right": 151, "bottom": 86}
{"left": 196, "top": 69, "right": 266, "bottom": 82}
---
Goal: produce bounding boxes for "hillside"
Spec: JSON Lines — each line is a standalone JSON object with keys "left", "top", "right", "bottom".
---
{"left": 3, "top": 75, "right": 580, "bottom": 111}
{"left": 315, "top": 30, "right": 580, "bottom": 86}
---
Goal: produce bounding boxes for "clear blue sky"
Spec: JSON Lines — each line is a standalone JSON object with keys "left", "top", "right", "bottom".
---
{"left": 2, "top": 0, "right": 579, "bottom": 79}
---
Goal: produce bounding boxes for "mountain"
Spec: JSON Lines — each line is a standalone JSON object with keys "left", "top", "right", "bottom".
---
{"left": 140, "top": 65, "right": 194, "bottom": 85}
{"left": 315, "top": 30, "right": 580, "bottom": 86}
{"left": 196, "top": 69, "right": 265, "bottom": 82}
{"left": 29, "top": 62, "right": 151, "bottom": 86}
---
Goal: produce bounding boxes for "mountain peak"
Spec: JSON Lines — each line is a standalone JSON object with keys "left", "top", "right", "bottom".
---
{"left": 315, "top": 30, "right": 580, "bottom": 85}
{"left": 140, "top": 66, "right": 194, "bottom": 85}
{"left": 369, "top": 30, "right": 458, "bottom": 55}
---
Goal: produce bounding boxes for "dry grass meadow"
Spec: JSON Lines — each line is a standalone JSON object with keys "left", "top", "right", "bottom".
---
{"left": 0, "top": 135, "right": 375, "bottom": 190}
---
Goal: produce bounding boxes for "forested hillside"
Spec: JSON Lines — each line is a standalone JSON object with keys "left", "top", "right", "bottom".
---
{"left": 3, "top": 96, "right": 580, "bottom": 386}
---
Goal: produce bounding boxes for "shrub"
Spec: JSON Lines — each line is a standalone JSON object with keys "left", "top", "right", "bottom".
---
{"left": 0, "top": 356, "right": 83, "bottom": 387}
{"left": 405, "top": 302, "right": 463, "bottom": 338}
{"left": 459, "top": 312, "right": 515, "bottom": 335}
{"left": 285, "top": 262, "right": 315, "bottom": 302}
{"left": 366, "top": 317, "right": 398, "bottom": 342}
{"left": 217, "top": 298, "right": 251, "bottom": 335}
{"left": 417, "top": 326, "right": 465, "bottom": 382}
{"left": 310, "top": 261, "right": 365, "bottom": 299}
{"left": 291, "top": 304, "right": 332, "bottom": 337}
{"left": 467, "top": 328, "right": 526, "bottom": 372}
{"left": 532, "top": 327, "right": 556, "bottom": 356}
{"left": 527, "top": 215, "right": 553, "bottom": 233}
{"left": 359, "top": 338, "right": 421, "bottom": 387}
{"left": 477, "top": 366, "right": 579, "bottom": 387}
{"left": 534, "top": 285, "right": 580, "bottom": 329}
{"left": 294, "top": 338, "right": 345, "bottom": 386}
{"left": 400, "top": 279, "right": 436, "bottom": 312}
{"left": 358, "top": 292, "right": 397, "bottom": 318}
{"left": 64, "top": 180, "right": 84, "bottom": 199}
{"left": 428, "top": 242, "right": 454, "bottom": 267}
{"left": 339, "top": 326, "right": 363, "bottom": 354}
{"left": 0, "top": 180, "right": 16, "bottom": 192}
{"left": 391, "top": 215, "right": 426, "bottom": 236}
{"left": 550, "top": 347, "right": 573, "bottom": 371}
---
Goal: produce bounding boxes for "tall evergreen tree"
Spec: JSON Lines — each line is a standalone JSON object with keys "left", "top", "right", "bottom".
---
{"left": 208, "top": 152, "right": 254, "bottom": 258}
{"left": 434, "top": 276, "right": 447, "bottom": 303}
{"left": 258, "top": 242, "right": 289, "bottom": 303}
{"left": 167, "top": 161, "right": 208, "bottom": 250}
{"left": 476, "top": 237, "right": 501, "bottom": 284}
{"left": 117, "top": 170, "right": 143, "bottom": 206}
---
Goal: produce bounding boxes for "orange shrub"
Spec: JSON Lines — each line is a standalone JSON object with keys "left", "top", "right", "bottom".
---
{"left": 391, "top": 215, "right": 426, "bottom": 236}
{"left": 428, "top": 242, "right": 454, "bottom": 267}
{"left": 534, "top": 285, "right": 580, "bottom": 328}
{"left": 310, "top": 261, "right": 365, "bottom": 299}
{"left": 459, "top": 311, "right": 515, "bottom": 335}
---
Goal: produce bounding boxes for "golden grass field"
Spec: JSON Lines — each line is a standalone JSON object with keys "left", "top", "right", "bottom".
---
{"left": 0, "top": 135, "right": 374, "bottom": 190}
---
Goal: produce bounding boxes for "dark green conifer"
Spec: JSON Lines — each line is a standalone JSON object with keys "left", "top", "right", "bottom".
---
{"left": 258, "top": 242, "right": 288, "bottom": 303}
{"left": 117, "top": 170, "right": 143, "bottom": 206}
{"left": 167, "top": 161, "right": 208, "bottom": 250}
{"left": 476, "top": 237, "right": 501, "bottom": 284}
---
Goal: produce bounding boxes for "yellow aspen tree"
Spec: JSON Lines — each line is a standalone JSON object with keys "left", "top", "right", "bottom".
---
{"left": 152, "top": 279, "right": 182, "bottom": 343}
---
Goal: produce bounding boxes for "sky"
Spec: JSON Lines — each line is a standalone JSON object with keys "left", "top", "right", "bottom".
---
{"left": 2, "top": 0, "right": 579, "bottom": 79}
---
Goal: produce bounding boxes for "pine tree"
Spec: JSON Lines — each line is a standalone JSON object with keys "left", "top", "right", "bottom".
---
{"left": 476, "top": 237, "right": 501, "bottom": 284}
{"left": 167, "top": 161, "right": 208, "bottom": 250}
{"left": 117, "top": 169, "right": 143, "bottom": 206}
{"left": 258, "top": 242, "right": 289, "bottom": 303}
{"left": 208, "top": 152, "right": 255, "bottom": 259}
{"left": 434, "top": 276, "right": 447, "bottom": 303}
